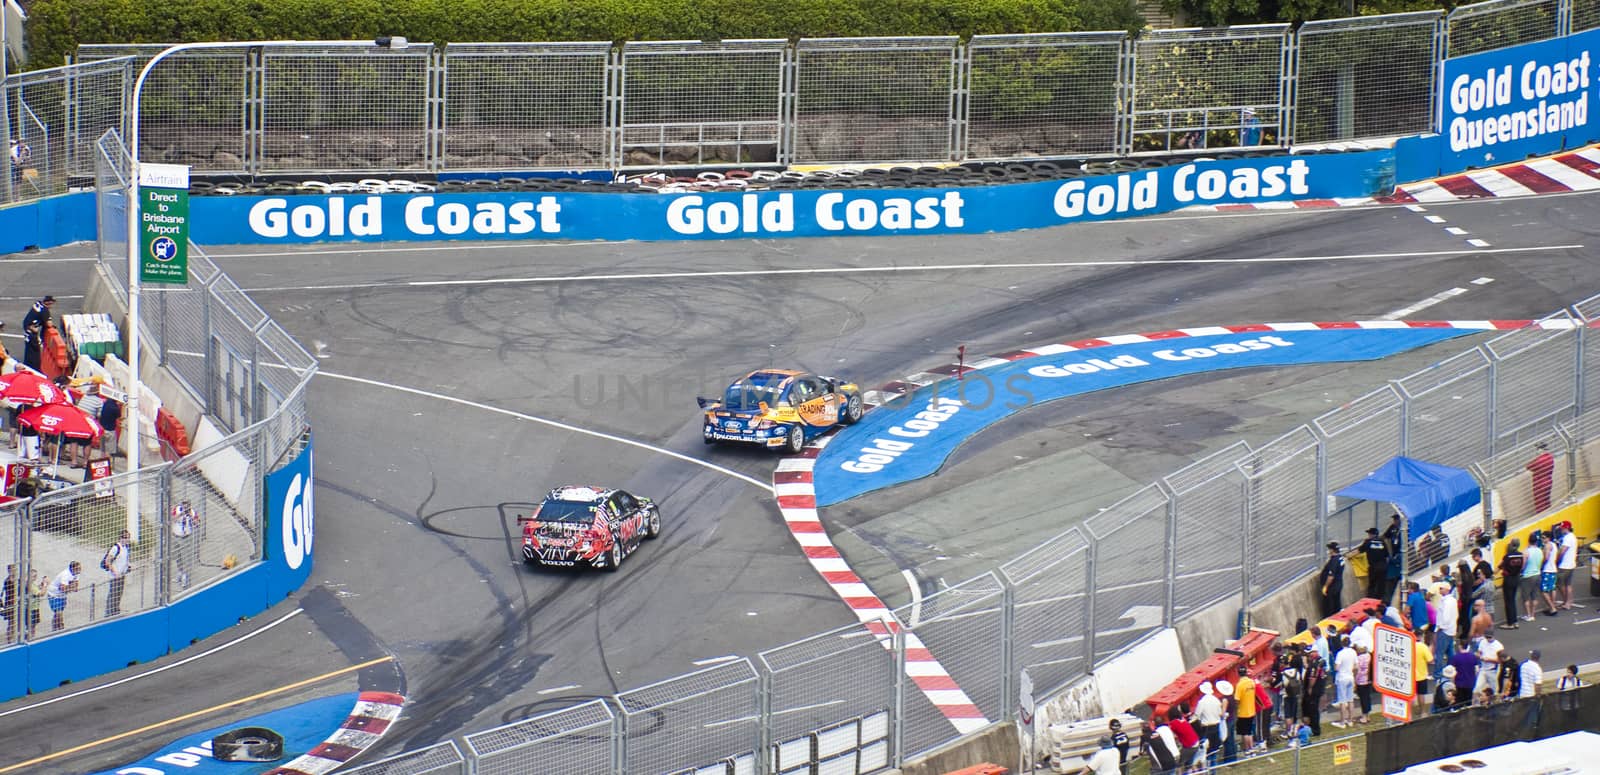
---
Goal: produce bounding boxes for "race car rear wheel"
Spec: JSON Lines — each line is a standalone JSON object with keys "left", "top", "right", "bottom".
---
{"left": 600, "top": 541, "right": 623, "bottom": 572}
{"left": 842, "top": 394, "right": 863, "bottom": 424}
{"left": 784, "top": 426, "right": 805, "bottom": 454}
{"left": 645, "top": 508, "right": 661, "bottom": 539}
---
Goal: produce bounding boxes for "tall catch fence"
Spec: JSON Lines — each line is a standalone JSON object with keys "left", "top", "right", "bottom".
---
{"left": 346, "top": 298, "right": 1600, "bottom": 773}
{"left": 4, "top": 0, "right": 1586, "bottom": 203}
{"left": 0, "top": 127, "right": 317, "bottom": 649}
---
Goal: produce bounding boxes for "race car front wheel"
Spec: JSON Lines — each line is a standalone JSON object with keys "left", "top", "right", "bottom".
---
{"left": 645, "top": 508, "right": 661, "bottom": 539}
{"left": 784, "top": 426, "right": 805, "bottom": 454}
{"left": 842, "top": 394, "right": 863, "bottom": 424}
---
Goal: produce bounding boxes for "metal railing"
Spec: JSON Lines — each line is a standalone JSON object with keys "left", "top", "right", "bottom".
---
{"left": 1, "top": 0, "right": 1581, "bottom": 204}
{"left": 0, "top": 128, "right": 316, "bottom": 648}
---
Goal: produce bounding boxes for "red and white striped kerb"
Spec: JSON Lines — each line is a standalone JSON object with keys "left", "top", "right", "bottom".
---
{"left": 266, "top": 691, "right": 406, "bottom": 775}
{"left": 773, "top": 438, "right": 990, "bottom": 734}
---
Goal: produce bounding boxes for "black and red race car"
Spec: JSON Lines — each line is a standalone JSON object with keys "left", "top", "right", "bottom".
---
{"left": 519, "top": 486, "right": 661, "bottom": 572}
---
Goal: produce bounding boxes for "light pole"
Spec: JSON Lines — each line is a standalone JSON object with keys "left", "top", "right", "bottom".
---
{"left": 125, "top": 38, "right": 408, "bottom": 542}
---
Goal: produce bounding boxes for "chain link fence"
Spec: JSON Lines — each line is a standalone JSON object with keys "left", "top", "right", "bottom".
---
{"left": 344, "top": 741, "right": 466, "bottom": 775}
{"left": 441, "top": 43, "right": 611, "bottom": 171}
{"left": 621, "top": 40, "right": 786, "bottom": 167}
{"left": 1315, "top": 385, "right": 1406, "bottom": 550}
{"left": 1446, "top": 0, "right": 1564, "bottom": 58}
{"left": 964, "top": 32, "right": 1124, "bottom": 159}
{"left": 794, "top": 37, "right": 960, "bottom": 163}
{"left": 3, "top": 57, "right": 130, "bottom": 202}
{"left": 4, "top": 1, "right": 1596, "bottom": 204}
{"left": 1294, "top": 11, "right": 1441, "bottom": 145}
{"left": 615, "top": 658, "right": 760, "bottom": 775}
{"left": 1167, "top": 441, "right": 1252, "bottom": 614}
{"left": 1240, "top": 427, "right": 1321, "bottom": 603}
{"left": 1131, "top": 25, "right": 1290, "bottom": 152}
{"left": 464, "top": 700, "right": 615, "bottom": 775}
{"left": 999, "top": 528, "right": 1091, "bottom": 700}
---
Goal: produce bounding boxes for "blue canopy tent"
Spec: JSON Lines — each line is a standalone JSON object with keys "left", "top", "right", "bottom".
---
{"left": 1334, "top": 456, "right": 1482, "bottom": 537}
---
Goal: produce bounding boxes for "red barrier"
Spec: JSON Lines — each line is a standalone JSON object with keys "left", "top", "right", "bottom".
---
{"left": 1146, "top": 598, "right": 1382, "bottom": 721}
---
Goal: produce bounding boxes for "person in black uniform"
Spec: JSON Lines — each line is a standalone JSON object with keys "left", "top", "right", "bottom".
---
{"left": 1108, "top": 717, "right": 1130, "bottom": 769}
{"left": 1360, "top": 527, "right": 1389, "bottom": 602}
{"left": 1383, "top": 513, "right": 1406, "bottom": 600}
{"left": 1320, "top": 542, "right": 1346, "bottom": 618}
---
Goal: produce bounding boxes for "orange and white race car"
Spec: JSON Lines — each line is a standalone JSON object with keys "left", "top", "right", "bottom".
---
{"left": 697, "top": 369, "right": 863, "bottom": 453}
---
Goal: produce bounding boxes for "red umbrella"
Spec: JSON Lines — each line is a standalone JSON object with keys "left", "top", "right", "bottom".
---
{"left": 0, "top": 372, "right": 71, "bottom": 407}
{"left": 18, "top": 403, "right": 104, "bottom": 440}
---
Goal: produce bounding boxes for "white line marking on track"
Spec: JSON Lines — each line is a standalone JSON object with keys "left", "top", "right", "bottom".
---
{"left": 1472, "top": 277, "right": 1495, "bottom": 285}
{"left": 1380, "top": 287, "right": 1470, "bottom": 320}
{"left": 1406, "top": 205, "right": 1428, "bottom": 212}
{"left": 1467, "top": 238, "right": 1492, "bottom": 248}
{"left": 315, "top": 370, "right": 773, "bottom": 493}
{"left": 0, "top": 607, "right": 304, "bottom": 719}
{"left": 1444, "top": 227, "right": 1468, "bottom": 236}
{"left": 234, "top": 245, "right": 1582, "bottom": 293}
{"left": 691, "top": 655, "right": 741, "bottom": 667}
{"left": 535, "top": 684, "right": 581, "bottom": 694}
{"left": 903, "top": 569, "right": 923, "bottom": 628}
{"left": 1424, "top": 215, "right": 1446, "bottom": 223}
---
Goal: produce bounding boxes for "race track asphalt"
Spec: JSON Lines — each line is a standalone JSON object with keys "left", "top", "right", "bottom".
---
{"left": 0, "top": 190, "right": 1598, "bottom": 772}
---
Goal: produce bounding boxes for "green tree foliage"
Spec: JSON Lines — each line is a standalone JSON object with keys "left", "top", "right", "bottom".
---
{"left": 1165, "top": 0, "right": 1443, "bottom": 28}
{"left": 23, "top": 0, "right": 1144, "bottom": 70}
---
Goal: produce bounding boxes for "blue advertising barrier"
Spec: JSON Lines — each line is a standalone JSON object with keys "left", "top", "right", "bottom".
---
{"left": 186, "top": 150, "right": 1396, "bottom": 244}
{"left": 1436, "top": 28, "right": 1600, "bottom": 176}
{"left": 0, "top": 192, "right": 97, "bottom": 255}
{"left": 28, "top": 608, "right": 169, "bottom": 693}
{"left": 811, "top": 328, "right": 1478, "bottom": 506}
{"left": 264, "top": 436, "right": 315, "bottom": 602}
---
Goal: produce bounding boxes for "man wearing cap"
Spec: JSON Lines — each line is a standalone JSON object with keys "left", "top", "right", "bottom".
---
{"left": 1319, "top": 542, "right": 1346, "bottom": 618}
{"left": 1215, "top": 679, "right": 1237, "bottom": 763}
{"left": 1082, "top": 734, "right": 1122, "bottom": 775}
{"left": 21, "top": 295, "right": 53, "bottom": 335}
{"left": 1359, "top": 527, "right": 1389, "bottom": 602}
{"left": 1383, "top": 514, "right": 1406, "bottom": 601}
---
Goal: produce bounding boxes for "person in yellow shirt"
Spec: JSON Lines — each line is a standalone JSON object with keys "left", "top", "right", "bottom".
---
{"left": 1234, "top": 668, "right": 1259, "bottom": 751}
{"left": 1414, "top": 637, "right": 1434, "bottom": 714}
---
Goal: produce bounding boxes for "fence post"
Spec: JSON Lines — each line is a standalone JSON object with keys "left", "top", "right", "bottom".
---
{"left": 1575, "top": 317, "right": 1588, "bottom": 413}
{"left": 1485, "top": 348, "right": 1499, "bottom": 455}
{"left": 999, "top": 575, "right": 1016, "bottom": 722}
{"left": 157, "top": 464, "right": 171, "bottom": 604}
{"left": 1437, "top": 13, "right": 1453, "bottom": 127}
{"left": 756, "top": 666, "right": 772, "bottom": 775}
{"left": 201, "top": 282, "right": 214, "bottom": 416}
{"left": 1084, "top": 539, "right": 1099, "bottom": 670}
{"left": 778, "top": 44, "right": 796, "bottom": 166}
{"left": 15, "top": 502, "right": 29, "bottom": 645}
{"left": 1159, "top": 481, "right": 1178, "bottom": 627}
{"left": 244, "top": 47, "right": 264, "bottom": 176}
{"left": 1394, "top": 380, "right": 1411, "bottom": 456}
{"left": 615, "top": 699, "right": 629, "bottom": 775}
{"left": 949, "top": 40, "right": 970, "bottom": 162}
{"left": 1116, "top": 35, "right": 1136, "bottom": 157}
{"left": 605, "top": 46, "right": 624, "bottom": 171}
{"left": 427, "top": 47, "right": 446, "bottom": 173}
{"left": 1279, "top": 27, "right": 1297, "bottom": 147}
{"left": 892, "top": 623, "right": 907, "bottom": 769}
{"left": 1240, "top": 476, "right": 1253, "bottom": 604}
{"left": 1, "top": 72, "right": 13, "bottom": 203}
{"left": 1560, "top": 0, "right": 1574, "bottom": 36}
